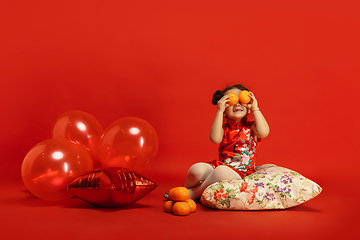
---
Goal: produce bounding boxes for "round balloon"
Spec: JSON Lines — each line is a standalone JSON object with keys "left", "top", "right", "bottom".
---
{"left": 98, "top": 117, "right": 159, "bottom": 174}
{"left": 21, "top": 139, "right": 94, "bottom": 201}
{"left": 52, "top": 111, "right": 103, "bottom": 165}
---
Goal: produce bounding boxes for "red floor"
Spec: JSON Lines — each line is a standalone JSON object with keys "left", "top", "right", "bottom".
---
{"left": 1, "top": 156, "right": 357, "bottom": 240}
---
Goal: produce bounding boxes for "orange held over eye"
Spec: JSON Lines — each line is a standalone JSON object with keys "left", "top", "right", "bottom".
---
{"left": 239, "top": 90, "right": 251, "bottom": 104}
{"left": 172, "top": 201, "right": 191, "bottom": 216}
{"left": 164, "top": 200, "right": 175, "bottom": 213}
{"left": 169, "top": 187, "right": 190, "bottom": 201}
{"left": 227, "top": 93, "right": 239, "bottom": 106}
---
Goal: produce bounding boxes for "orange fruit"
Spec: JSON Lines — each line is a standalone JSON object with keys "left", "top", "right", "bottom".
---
{"left": 168, "top": 188, "right": 174, "bottom": 200}
{"left": 164, "top": 200, "right": 175, "bottom": 213}
{"left": 185, "top": 199, "right": 196, "bottom": 212}
{"left": 172, "top": 202, "right": 191, "bottom": 216}
{"left": 227, "top": 93, "right": 239, "bottom": 105}
{"left": 239, "top": 90, "right": 251, "bottom": 104}
{"left": 169, "top": 187, "right": 190, "bottom": 201}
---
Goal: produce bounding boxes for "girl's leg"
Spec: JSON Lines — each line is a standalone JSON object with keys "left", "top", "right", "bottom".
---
{"left": 185, "top": 163, "right": 214, "bottom": 189}
{"left": 188, "top": 165, "right": 241, "bottom": 200}
{"left": 163, "top": 163, "right": 213, "bottom": 200}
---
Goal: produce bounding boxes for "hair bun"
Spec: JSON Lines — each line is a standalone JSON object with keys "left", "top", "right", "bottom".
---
{"left": 212, "top": 90, "right": 223, "bottom": 105}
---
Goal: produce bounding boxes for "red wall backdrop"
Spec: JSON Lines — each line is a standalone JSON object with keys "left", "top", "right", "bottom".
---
{"left": 0, "top": 0, "right": 359, "bottom": 239}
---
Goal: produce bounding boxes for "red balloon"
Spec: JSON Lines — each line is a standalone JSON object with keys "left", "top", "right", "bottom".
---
{"left": 67, "top": 168, "right": 157, "bottom": 207}
{"left": 21, "top": 139, "right": 94, "bottom": 201}
{"left": 98, "top": 117, "right": 158, "bottom": 174}
{"left": 52, "top": 111, "right": 103, "bottom": 165}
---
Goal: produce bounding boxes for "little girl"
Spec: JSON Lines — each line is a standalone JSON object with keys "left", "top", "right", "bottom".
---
{"left": 182, "top": 84, "right": 270, "bottom": 200}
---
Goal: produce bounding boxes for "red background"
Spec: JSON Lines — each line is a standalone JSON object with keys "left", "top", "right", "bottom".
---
{"left": 1, "top": 0, "right": 359, "bottom": 239}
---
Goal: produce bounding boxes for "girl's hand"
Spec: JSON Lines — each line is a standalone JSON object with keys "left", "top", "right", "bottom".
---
{"left": 217, "top": 95, "right": 230, "bottom": 113}
{"left": 242, "top": 91, "right": 259, "bottom": 112}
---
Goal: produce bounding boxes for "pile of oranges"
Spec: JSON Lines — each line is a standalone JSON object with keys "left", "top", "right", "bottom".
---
{"left": 164, "top": 187, "right": 196, "bottom": 216}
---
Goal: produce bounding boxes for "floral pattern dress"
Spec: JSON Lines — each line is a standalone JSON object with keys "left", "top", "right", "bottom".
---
{"left": 208, "top": 118, "right": 260, "bottom": 178}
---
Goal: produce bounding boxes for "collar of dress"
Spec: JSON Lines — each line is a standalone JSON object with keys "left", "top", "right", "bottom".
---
{"left": 224, "top": 117, "right": 243, "bottom": 130}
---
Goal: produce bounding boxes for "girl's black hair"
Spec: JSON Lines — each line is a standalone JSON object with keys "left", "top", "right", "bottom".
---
{"left": 212, "top": 84, "right": 249, "bottom": 105}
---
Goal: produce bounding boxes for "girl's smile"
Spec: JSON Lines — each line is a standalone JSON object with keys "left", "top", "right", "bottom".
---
{"left": 233, "top": 107, "right": 244, "bottom": 112}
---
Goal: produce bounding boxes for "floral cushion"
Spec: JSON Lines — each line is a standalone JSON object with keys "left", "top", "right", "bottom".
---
{"left": 200, "top": 164, "right": 322, "bottom": 210}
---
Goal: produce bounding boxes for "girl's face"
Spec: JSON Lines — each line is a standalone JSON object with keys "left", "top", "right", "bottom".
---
{"left": 224, "top": 88, "right": 247, "bottom": 122}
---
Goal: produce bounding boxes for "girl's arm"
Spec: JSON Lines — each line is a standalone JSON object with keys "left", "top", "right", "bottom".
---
{"left": 210, "top": 95, "right": 229, "bottom": 144}
{"left": 244, "top": 92, "right": 270, "bottom": 139}
{"left": 252, "top": 110, "right": 270, "bottom": 139}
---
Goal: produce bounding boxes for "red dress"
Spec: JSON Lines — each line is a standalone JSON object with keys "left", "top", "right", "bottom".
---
{"left": 208, "top": 117, "right": 261, "bottom": 178}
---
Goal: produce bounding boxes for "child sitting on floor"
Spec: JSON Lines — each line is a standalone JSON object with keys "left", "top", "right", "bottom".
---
{"left": 165, "top": 84, "right": 270, "bottom": 200}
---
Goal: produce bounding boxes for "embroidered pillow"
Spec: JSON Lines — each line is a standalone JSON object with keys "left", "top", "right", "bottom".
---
{"left": 200, "top": 164, "right": 322, "bottom": 210}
